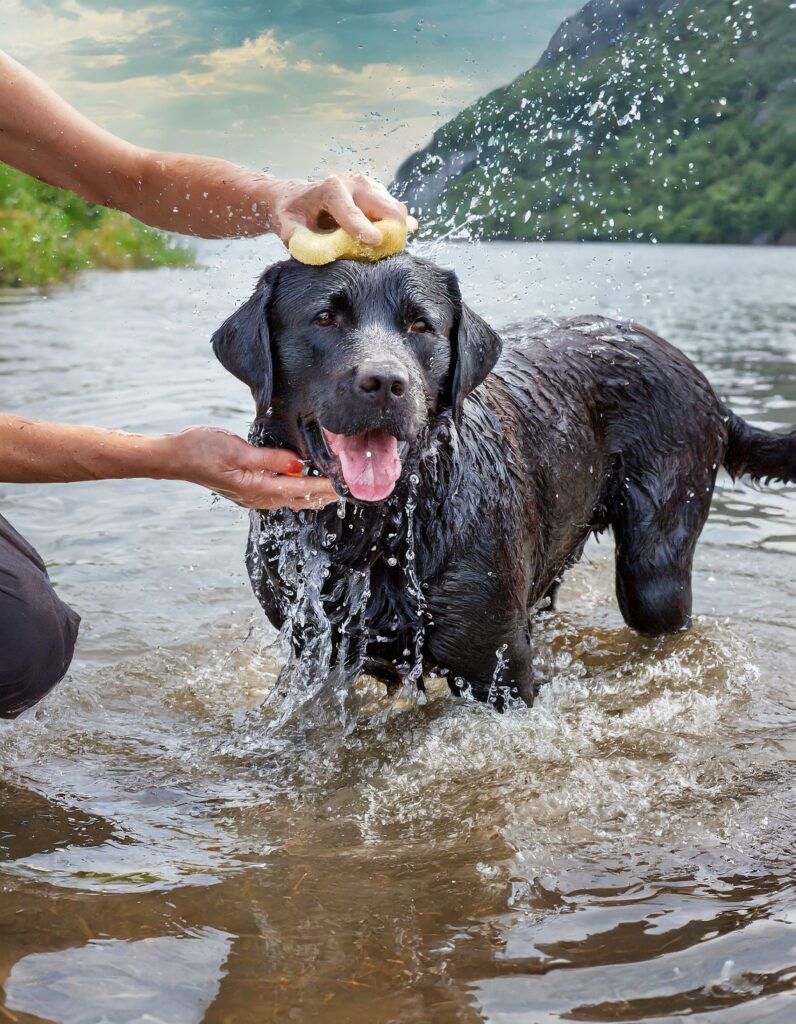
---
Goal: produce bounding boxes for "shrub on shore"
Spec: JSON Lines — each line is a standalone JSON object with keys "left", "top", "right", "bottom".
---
{"left": 0, "top": 165, "right": 194, "bottom": 288}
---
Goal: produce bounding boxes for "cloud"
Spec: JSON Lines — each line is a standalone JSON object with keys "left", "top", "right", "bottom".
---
{"left": 68, "top": 28, "right": 462, "bottom": 110}
{"left": 90, "top": 29, "right": 292, "bottom": 97}
{"left": 1, "top": 0, "right": 575, "bottom": 179}
{"left": 79, "top": 53, "right": 129, "bottom": 70}
{"left": 2, "top": 1, "right": 175, "bottom": 78}
{"left": 331, "top": 62, "right": 462, "bottom": 108}
{"left": 180, "top": 30, "right": 290, "bottom": 88}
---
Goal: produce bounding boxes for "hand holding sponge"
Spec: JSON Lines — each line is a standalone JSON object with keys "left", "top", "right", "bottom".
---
{"left": 288, "top": 217, "right": 407, "bottom": 266}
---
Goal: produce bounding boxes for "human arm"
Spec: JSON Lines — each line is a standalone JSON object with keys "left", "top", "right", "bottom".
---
{"left": 0, "top": 49, "right": 415, "bottom": 243}
{"left": 0, "top": 415, "right": 336, "bottom": 510}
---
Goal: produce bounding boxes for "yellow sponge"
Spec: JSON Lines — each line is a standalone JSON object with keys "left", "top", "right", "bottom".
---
{"left": 288, "top": 218, "right": 406, "bottom": 266}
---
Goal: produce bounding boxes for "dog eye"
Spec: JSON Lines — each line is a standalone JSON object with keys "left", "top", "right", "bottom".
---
{"left": 408, "top": 318, "right": 431, "bottom": 334}
{"left": 315, "top": 310, "right": 337, "bottom": 327}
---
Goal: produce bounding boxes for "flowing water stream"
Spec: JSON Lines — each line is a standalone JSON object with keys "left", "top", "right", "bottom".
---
{"left": 1, "top": 239, "right": 794, "bottom": 1023}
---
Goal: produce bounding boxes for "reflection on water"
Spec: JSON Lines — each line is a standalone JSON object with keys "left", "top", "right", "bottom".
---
{"left": 1, "top": 242, "right": 794, "bottom": 1022}
{"left": 5, "top": 930, "right": 231, "bottom": 1024}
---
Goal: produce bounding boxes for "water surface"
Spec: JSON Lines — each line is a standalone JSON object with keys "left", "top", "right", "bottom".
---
{"left": 1, "top": 241, "right": 794, "bottom": 1023}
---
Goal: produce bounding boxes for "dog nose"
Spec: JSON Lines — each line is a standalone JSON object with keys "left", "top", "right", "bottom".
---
{"left": 354, "top": 363, "right": 408, "bottom": 402}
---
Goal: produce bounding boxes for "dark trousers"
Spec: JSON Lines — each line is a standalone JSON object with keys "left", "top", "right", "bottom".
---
{"left": 0, "top": 514, "right": 80, "bottom": 718}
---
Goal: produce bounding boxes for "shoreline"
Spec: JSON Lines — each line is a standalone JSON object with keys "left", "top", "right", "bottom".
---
{"left": 0, "top": 166, "right": 194, "bottom": 289}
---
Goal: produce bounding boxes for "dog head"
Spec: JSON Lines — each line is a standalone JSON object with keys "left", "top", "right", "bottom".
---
{"left": 212, "top": 252, "right": 501, "bottom": 503}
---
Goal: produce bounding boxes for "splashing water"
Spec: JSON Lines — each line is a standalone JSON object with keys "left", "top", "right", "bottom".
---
{"left": 248, "top": 507, "right": 373, "bottom": 745}
{"left": 384, "top": 472, "right": 428, "bottom": 711}
{"left": 246, "top": 436, "right": 452, "bottom": 742}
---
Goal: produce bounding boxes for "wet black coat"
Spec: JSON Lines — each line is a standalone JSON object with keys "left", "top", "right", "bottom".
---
{"left": 212, "top": 254, "right": 795, "bottom": 705}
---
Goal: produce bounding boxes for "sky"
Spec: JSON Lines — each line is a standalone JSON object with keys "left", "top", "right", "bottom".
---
{"left": 2, "top": 1, "right": 578, "bottom": 181}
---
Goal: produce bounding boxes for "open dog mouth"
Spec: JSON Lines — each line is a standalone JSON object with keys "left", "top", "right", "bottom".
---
{"left": 300, "top": 420, "right": 404, "bottom": 503}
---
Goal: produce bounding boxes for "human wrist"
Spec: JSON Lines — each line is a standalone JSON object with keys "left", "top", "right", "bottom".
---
{"left": 254, "top": 172, "right": 282, "bottom": 231}
{"left": 82, "top": 429, "right": 177, "bottom": 482}
{"left": 146, "top": 427, "right": 229, "bottom": 487}
{"left": 145, "top": 431, "right": 189, "bottom": 482}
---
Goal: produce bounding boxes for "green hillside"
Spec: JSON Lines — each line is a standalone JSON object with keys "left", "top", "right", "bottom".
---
{"left": 392, "top": 0, "right": 796, "bottom": 244}
{"left": 0, "top": 165, "right": 193, "bottom": 288}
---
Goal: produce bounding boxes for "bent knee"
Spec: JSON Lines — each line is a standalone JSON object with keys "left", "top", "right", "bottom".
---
{"left": 617, "top": 571, "right": 692, "bottom": 636}
{"left": 0, "top": 578, "right": 80, "bottom": 718}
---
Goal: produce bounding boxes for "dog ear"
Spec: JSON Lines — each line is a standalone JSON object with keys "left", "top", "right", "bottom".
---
{"left": 211, "top": 264, "right": 281, "bottom": 413}
{"left": 445, "top": 271, "right": 502, "bottom": 422}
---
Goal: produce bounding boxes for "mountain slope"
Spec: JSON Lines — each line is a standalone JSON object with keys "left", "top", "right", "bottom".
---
{"left": 392, "top": 0, "right": 796, "bottom": 244}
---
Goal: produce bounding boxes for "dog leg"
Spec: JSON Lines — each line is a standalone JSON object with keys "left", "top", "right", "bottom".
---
{"left": 609, "top": 462, "right": 714, "bottom": 636}
{"left": 444, "top": 626, "right": 536, "bottom": 709}
{"left": 364, "top": 656, "right": 427, "bottom": 700}
{"left": 540, "top": 578, "right": 561, "bottom": 612}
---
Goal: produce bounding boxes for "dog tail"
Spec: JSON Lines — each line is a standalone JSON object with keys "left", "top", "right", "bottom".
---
{"left": 723, "top": 409, "right": 796, "bottom": 485}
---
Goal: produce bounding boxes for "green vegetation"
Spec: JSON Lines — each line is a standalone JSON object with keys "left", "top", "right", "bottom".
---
{"left": 0, "top": 164, "right": 194, "bottom": 287}
{"left": 393, "top": 0, "right": 796, "bottom": 244}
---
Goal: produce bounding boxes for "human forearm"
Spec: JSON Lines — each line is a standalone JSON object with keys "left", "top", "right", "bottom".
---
{"left": 125, "top": 150, "right": 277, "bottom": 238}
{"left": 0, "top": 416, "right": 336, "bottom": 510}
{"left": 0, "top": 415, "right": 173, "bottom": 484}
{"left": 67, "top": 144, "right": 410, "bottom": 243}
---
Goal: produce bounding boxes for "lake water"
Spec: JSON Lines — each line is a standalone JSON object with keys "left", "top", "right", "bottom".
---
{"left": 1, "top": 240, "right": 794, "bottom": 1023}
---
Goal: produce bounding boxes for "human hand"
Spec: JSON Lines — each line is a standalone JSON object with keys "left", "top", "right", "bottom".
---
{"left": 264, "top": 173, "right": 418, "bottom": 246}
{"left": 163, "top": 426, "right": 337, "bottom": 510}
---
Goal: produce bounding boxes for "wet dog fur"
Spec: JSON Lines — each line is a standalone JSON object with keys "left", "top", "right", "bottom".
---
{"left": 212, "top": 253, "right": 796, "bottom": 706}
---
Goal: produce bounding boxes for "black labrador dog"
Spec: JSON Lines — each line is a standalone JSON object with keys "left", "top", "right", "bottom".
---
{"left": 212, "top": 253, "right": 795, "bottom": 706}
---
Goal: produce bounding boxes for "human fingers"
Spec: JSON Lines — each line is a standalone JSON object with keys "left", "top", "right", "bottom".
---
{"left": 244, "top": 444, "right": 306, "bottom": 477}
{"left": 274, "top": 210, "right": 303, "bottom": 245}
{"left": 233, "top": 474, "right": 337, "bottom": 510}
{"left": 351, "top": 177, "right": 413, "bottom": 230}
{"left": 317, "top": 177, "right": 383, "bottom": 244}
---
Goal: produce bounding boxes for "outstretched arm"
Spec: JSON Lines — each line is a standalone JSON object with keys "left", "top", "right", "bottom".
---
{"left": 0, "top": 50, "right": 415, "bottom": 243}
{"left": 0, "top": 416, "right": 336, "bottom": 511}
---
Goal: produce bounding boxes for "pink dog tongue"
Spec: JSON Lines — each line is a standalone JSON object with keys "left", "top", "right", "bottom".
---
{"left": 323, "top": 427, "right": 402, "bottom": 501}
